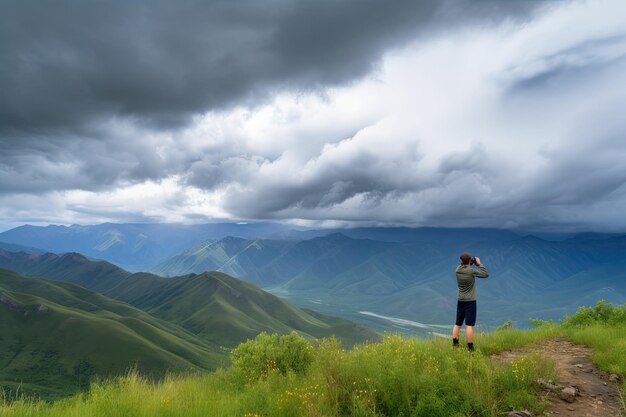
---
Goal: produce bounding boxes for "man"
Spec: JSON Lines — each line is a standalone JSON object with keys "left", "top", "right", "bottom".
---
{"left": 452, "top": 252, "right": 489, "bottom": 351}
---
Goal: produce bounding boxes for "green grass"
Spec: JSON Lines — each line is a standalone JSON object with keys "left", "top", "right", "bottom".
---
{"left": 2, "top": 301, "right": 625, "bottom": 417}
{"left": 0, "top": 329, "right": 559, "bottom": 417}
{"left": 563, "top": 325, "right": 626, "bottom": 375}
{"left": 475, "top": 324, "right": 560, "bottom": 355}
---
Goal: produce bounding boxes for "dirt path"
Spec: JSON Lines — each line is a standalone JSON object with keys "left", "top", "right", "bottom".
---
{"left": 493, "top": 337, "right": 624, "bottom": 417}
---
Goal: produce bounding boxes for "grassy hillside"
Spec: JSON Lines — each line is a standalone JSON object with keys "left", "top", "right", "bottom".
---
{"left": 5, "top": 302, "right": 625, "bottom": 417}
{"left": 107, "top": 271, "right": 379, "bottom": 348}
{"left": 0, "top": 269, "right": 226, "bottom": 400}
{"left": 0, "top": 250, "right": 379, "bottom": 348}
{"left": 0, "top": 250, "right": 131, "bottom": 293}
{"left": 150, "top": 237, "right": 293, "bottom": 278}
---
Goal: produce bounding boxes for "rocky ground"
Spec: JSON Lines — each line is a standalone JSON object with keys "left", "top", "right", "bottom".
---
{"left": 494, "top": 337, "right": 624, "bottom": 417}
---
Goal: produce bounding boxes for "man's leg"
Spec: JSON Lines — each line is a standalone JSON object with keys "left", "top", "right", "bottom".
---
{"left": 453, "top": 301, "right": 464, "bottom": 347}
{"left": 452, "top": 325, "right": 461, "bottom": 339}
{"left": 465, "top": 325, "right": 474, "bottom": 343}
{"left": 465, "top": 301, "right": 477, "bottom": 351}
{"left": 465, "top": 326, "right": 474, "bottom": 351}
{"left": 452, "top": 325, "right": 461, "bottom": 347}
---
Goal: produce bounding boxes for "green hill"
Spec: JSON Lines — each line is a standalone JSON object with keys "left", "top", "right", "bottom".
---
{"left": 0, "top": 251, "right": 379, "bottom": 348}
{"left": 0, "top": 250, "right": 131, "bottom": 292}
{"left": 0, "top": 268, "right": 226, "bottom": 400}
{"left": 107, "top": 271, "right": 377, "bottom": 347}
{"left": 150, "top": 236, "right": 293, "bottom": 279}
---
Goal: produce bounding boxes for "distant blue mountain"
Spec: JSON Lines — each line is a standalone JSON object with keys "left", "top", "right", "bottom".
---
{"left": 270, "top": 226, "right": 520, "bottom": 243}
{"left": 0, "top": 222, "right": 298, "bottom": 271}
{"left": 0, "top": 241, "right": 45, "bottom": 254}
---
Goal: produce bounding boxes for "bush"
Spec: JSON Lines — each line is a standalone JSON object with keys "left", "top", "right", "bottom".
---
{"left": 529, "top": 318, "right": 556, "bottom": 328}
{"left": 561, "top": 300, "right": 626, "bottom": 327}
{"left": 231, "top": 331, "right": 314, "bottom": 382}
{"left": 496, "top": 320, "right": 514, "bottom": 331}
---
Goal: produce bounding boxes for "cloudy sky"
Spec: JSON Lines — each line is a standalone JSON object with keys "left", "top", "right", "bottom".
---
{"left": 1, "top": 0, "right": 625, "bottom": 232}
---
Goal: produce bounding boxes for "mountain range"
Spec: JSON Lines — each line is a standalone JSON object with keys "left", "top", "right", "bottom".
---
{"left": 0, "top": 222, "right": 298, "bottom": 271}
{"left": 2, "top": 222, "right": 625, "bottom": 334}
{"left": 147, "top": 230, "right": 626, "bottom": 329}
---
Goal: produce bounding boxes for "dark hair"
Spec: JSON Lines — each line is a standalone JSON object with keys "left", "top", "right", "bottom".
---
{"left": 460, "top": 252, "right": 472, "bottom": 265}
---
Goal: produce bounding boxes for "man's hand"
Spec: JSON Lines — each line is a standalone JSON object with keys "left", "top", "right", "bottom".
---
{"left": 474, "top": 257, "right": 481, "bottom": 266}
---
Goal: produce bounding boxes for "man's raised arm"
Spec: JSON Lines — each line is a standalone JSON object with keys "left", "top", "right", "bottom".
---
{"left": 473, "top": 257, "right": 489, "bottom": 278}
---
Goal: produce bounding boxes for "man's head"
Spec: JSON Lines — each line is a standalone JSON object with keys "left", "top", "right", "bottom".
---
{"left": 460, "top": 252, "right": 472, "bottom": 265}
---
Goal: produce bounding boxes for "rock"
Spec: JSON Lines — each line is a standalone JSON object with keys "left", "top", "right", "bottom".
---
{"left": 567, "top": 406, "right": 575, "bottom": 411}
{"left": 536, "top": 378, "right": 562, "bottom": 392}
{"left": 37, "top": 304, "right": 50, "bottom": 314}
{"left": 560, "top": 386, "right": 577, "bottom": 403}
{"left": 507, "top": 411, "right": 532, "bottom": 417}
{"left": 609, "top": 373, "right": 620, "bottom": 383}
{"left": 574, "top": 364, "right": 584, "bottom": 368}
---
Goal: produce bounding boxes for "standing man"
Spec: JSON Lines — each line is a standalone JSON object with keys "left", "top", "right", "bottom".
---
{"left": 452, "top": 252, "right": 489, "bottom": 351}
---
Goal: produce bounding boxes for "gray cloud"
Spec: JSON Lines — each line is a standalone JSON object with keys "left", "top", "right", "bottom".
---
{"left": 0, "top": 0, "right": 544, "bottom": 197}
{"left": 506, "top": 35, "right": 626, "bottom": 92}
{"left": 0, "top": 0, "right": 541, "bottom": 133}
{"left": 3, "top": 0, "right": 625, "bottom": 232}
{"left": 0, "top": 128, "right": 170, "bottom": 193}
{"left": 220, "top": 134, "right": 426, "bottom": 217}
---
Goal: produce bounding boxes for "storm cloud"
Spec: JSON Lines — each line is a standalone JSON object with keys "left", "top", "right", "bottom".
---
{"left": 0, "top": 0, "right": 540, "bottom": 131}
{"left": 1, "top": 0, "right": 625, "bottom": 232}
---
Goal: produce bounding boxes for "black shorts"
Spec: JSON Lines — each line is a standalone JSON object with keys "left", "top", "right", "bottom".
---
{"left": 455, "top": 300, "right": 477, "bottom": 326}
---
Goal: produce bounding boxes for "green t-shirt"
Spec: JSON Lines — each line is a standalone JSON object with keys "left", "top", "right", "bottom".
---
{"left": 455, "top": 264, "right": 489, "bottom": 301}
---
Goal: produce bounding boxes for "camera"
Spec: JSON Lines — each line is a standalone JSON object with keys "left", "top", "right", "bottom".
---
{"left": 471, "top": 256, "right": 477, "bottom": 265}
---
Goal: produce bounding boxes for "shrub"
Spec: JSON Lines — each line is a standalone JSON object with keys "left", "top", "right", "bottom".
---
{"left": 529, "top": 318, "right": 556, "bottom": 327}
{"left": 496, "top": 320, "right": 514, "bottom": 331}
{"left": 561, "top": 300, "right": 626, "bottom": 327}
{"left": 231, "top": 331, "right": 314, "bottom": 382}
